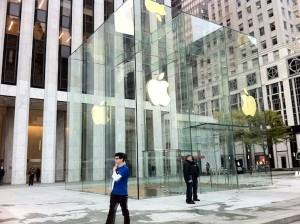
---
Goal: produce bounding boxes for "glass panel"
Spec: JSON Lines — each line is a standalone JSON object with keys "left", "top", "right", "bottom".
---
{"left": 66, "top": 0, "right": 271, "bottom": 199}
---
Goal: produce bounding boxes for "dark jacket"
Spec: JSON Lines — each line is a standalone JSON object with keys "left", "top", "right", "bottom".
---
{"left": 0, "top": 168, "right": 5, "bottom": 178}
{"left": 183, "top": 160, "right": 200, "bottom": 183}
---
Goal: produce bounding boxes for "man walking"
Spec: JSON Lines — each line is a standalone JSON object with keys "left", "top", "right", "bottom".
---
{"left": 183, "top": 155, "right": 200, "bottom": 204}
{"left": 106, "top": 152, "right": 130, "bottom": 224}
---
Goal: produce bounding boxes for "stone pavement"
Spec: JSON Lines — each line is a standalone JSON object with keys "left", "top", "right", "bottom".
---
{"left": 1, "top": 175, "right": 300, "bottom": 224}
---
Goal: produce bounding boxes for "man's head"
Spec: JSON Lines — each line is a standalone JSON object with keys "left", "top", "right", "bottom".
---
{"left": 114, "top": 152, "right": 126, "bottom": 165}
{"left": 186, "top": 155, "right": 193, "bottom": 162}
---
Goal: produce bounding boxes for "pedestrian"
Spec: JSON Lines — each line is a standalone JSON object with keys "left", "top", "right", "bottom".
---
{"left": 28, "top": 167, "right": 35, "bottom": 186}
{"left": 206, "top": 162, "right": 210, "bottom": 175}
{"left": 183, "top": 155, "right": 200, "bottom": 204}
{"left": 0, "top": 165, "right": 5, "bottom": 185}
{"left": 36, "top": 168, "right": 41, "bottom": 182}
{"left": 105, "top": 152, "right": 130, "bottom": 224}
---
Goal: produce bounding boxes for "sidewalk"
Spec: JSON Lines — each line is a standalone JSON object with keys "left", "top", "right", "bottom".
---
{"left": 1, "top": 175, "right": 300, "bottom": 224}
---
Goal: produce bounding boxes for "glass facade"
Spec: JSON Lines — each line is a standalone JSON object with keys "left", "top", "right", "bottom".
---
{"left": 66, "top": 0, "right": 272, "bottom": 199}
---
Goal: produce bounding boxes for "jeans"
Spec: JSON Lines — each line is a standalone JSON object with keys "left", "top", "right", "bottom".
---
{"left": 105, "top": 194, "right": 130, "bottom": 224}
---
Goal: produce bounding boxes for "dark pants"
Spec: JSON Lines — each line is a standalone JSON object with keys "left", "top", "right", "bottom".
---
{"left": 0, "top": 177, "right": 3, "bottom": 185}
{"left": 29, "top": 175, "right": 34, "bottom": 186}
{"left": 105, "top": 194, "right": 130, "bottom": 224}
{"left": 186, "top": 179, "right": 198, "bottom": 202}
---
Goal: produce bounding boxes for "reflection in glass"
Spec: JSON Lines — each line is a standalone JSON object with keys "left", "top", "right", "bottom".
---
{"left": 67, "top": 0, "right": 272, "bottom": 199}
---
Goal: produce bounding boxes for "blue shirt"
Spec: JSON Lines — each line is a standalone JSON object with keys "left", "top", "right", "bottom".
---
{"left": 112, "top": 164, "right": 129, "bottom": 196}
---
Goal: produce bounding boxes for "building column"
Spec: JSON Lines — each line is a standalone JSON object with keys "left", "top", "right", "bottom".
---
{"left": 0, "top": 0, "right": 7, "bottom": 82}
{"left": 11, "top": 0, "right": 35, "bottom": 184}
{"left": 3, "top": 108, "right": 14, "bottom": 184}
{"left": 153, "top": 108, "right": 164, "bottom": 176}
{"left": 282, "top": 79, "right": 294, "bottom": 126}
{"left": 165, "top": 7, "right": 179, "bottom": 175}
{"left": 115, "top": 64, "right": 126, "bottom": 154}
{"left": 134, "top": 0, "right": 145, "bottom": 178}
{"left": 67, "top": 0, "right": 83, "bottom": 182}
{"left": 41, "top": 0, "right": 60, "bottom": 184}
{"left": 92, "top": 2, "right": 105, "bottom": 180}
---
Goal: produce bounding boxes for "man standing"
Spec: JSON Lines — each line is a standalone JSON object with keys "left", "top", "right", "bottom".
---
{"left": 0, "top": 165, "right": 5, "bottom": 185}
{"left": 183, "top": 155, "right": 200, "bottom": 204}
{"left": 106, "top": 152, "right": 130, "bottom": 224}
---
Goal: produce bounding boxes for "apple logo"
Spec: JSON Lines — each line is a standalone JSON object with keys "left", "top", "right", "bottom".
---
{"left": 241, "top": 88, "right": 257, "bottom": 116}
{"left": 146, "top": 72, "right": 171, "bottom": 107}
{"left": 145, "top": 0, "right": 166, "bottom": 22}
{"left": 91, "top": 102, "right": 109, "bottom": 125}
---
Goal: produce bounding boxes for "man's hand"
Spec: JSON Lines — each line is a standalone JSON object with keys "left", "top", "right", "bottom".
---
{"left": 113, "top": 165, "right": 117, "bottom": 173}
{"left": 188, "top": 179, "right": 193, "bottom": 183}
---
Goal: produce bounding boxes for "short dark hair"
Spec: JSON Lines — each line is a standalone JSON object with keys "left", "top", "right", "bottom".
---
{"left": 115, "top": 152, "right": 126, "bottom": 162}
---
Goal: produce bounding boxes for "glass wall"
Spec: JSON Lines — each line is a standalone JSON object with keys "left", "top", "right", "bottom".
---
{"left": 66, "top": 0, "right": 272, "bottom": 199}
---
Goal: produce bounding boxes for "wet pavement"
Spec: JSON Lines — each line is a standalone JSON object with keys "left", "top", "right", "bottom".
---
{"left": 1, "top": 175, "right": 300, "bottom": 223}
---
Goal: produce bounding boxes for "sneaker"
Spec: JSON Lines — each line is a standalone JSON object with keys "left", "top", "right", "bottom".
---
{"left": 186, "top": 201, "right": 195, "bottom": 204}
{"left": 193, "top": 198, "right": 200, "bottom": 201}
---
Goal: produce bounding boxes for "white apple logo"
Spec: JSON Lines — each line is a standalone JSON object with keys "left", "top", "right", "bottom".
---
{"left": 146, "top": 73, "right": 171, "bottom": 107}
{"left": 91, "top": 102, "right": 109, "bottom": 125}
{"left": 241, "top": 88, "right": 257, "bottom": 116}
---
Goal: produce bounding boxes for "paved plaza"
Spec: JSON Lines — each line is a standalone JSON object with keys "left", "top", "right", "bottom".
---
{"left": 1, "top": 174, "right": 300, "bottom": 224}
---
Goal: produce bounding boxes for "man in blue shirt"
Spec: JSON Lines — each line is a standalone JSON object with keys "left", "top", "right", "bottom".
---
{"left": 105, "top": 152, "right": 130, "bottom": 224}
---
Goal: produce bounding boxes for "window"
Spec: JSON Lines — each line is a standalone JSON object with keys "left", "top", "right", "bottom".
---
{"left": 247, "top": 73, "right": 257, "bottom": 86}
{"left": 226, "top": 19, "right": 231, "bottom": 26}
{"left": 212, "top": 85, "right": 219, "bottom": 96}
{"left": 252, "top": 58, "right": 259, "bottom": 67}
{"left": 238, "top": 11, "right": 242, "bottom": 19}
{"left": 270, "top": 22, "right": 276, "bottom": 31}
{"left": 272, "top": 36, "right": 278, "bottom": 45}
{"left": 259, "top": 27, "right": 265, "bottom": 36}
{"left": 2, "top": 1, "right": 22, "bottom": 85}
{"left": 267, "top": 66, "right": 279, "bottom": 79}
{"left": 198, "top": 90, "right": 205, "bottom": 100}
{"left": 258, "top": 13, "right": 263, "bottom": 22}
{"left": 243, "top": 62, "right": 248, "bottom": 71}
{"left": 268, "top": 9, "right": 273, "bottom": 17}
{"left": 291, "top": 24, "right": 294, "bottom": 32}
{"left": 282, "top": 7, "right": 285, "bottom": 16}
{"left": 247, "top": 6, "right": 251, "bottom": 13}
{"left": 239, "top": 23, "right": 244, "bottom": 31}
{"left": 83, "top": 0, "right": 94, "bottom": 40}
{"left": 288, "top": 11, "right": 292, "bottom": 19}
{"left": 267, "top": 0, "right": 272, "bottom": 4}
{"left": 249, "top": 31, "right": 254, "bottom": 37}
{"left": 261, "top": 40, "right": 267, "bottom": 49}
{"left": 229, "top": 46, "right": 234, "bottom": 54}
{"left": 241, "top": 49, "right": 247, "bottom": 58}
{"left": 284, "top": 21, "right": 287, "bottom": 29}
{"left": 262, "top": 54, "right": 268, "bottom": 64}
{"left": 248, "top": 19, "right": 253, "bottom": 27}
{"left": 256, "top": 1, "right": 261, "bottom": 9}
{"left": 229, "top": 79, "right": 238, "bottom": 91}
{"left": 58, "top": 0, "right": 72, "bottom": 91}
{"left": 31, "top": 0, "right": 48, "bottom": 88}
{"left": 273, "top": 50, "right": 279, "bottom": 60}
